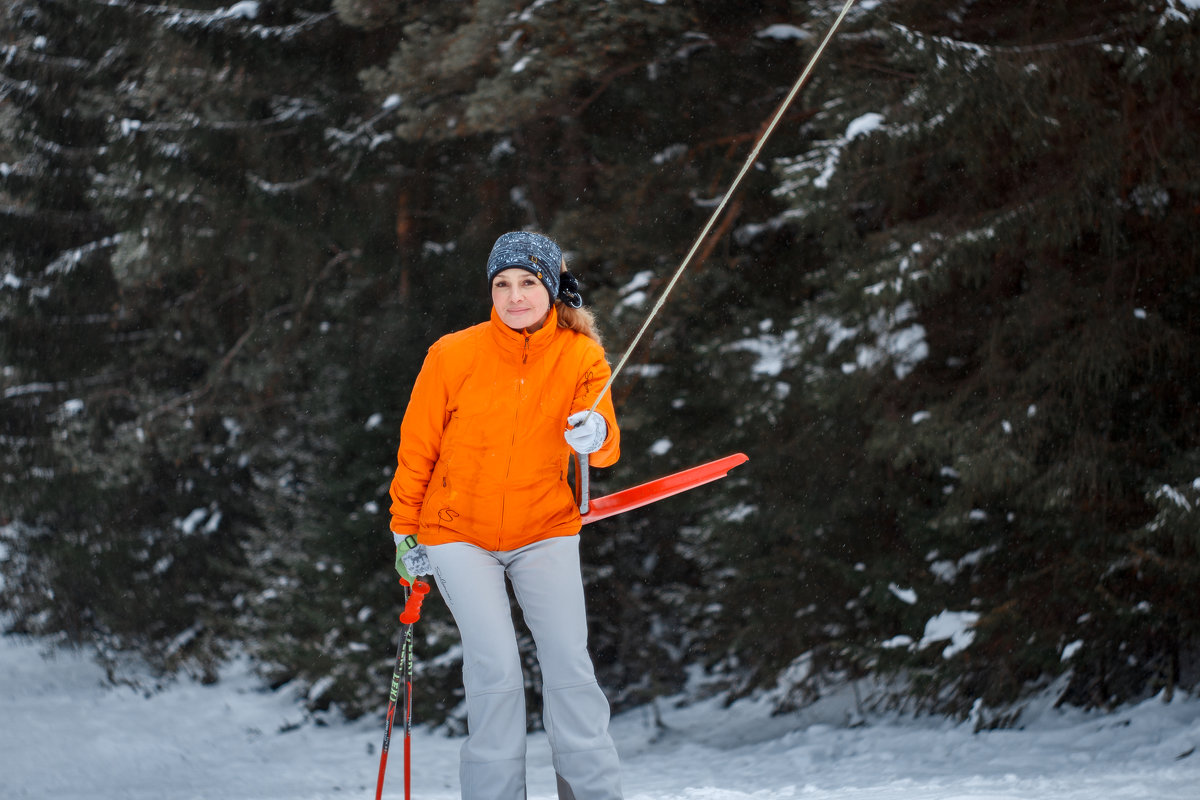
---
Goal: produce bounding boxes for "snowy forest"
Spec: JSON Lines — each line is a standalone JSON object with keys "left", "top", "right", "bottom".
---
{"left": 2, "top": 0, "right": 1199, "bottom": 734}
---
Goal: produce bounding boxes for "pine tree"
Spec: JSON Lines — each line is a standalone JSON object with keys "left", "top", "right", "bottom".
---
{"left": 1, "top": 0, "right": 400, "bottom": 679}
{"left": 703, "top": 0, "right": 1200, "bottom": 714}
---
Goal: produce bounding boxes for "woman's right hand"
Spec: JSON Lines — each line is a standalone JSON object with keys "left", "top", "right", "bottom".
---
{"left": 565, "top": 410, "right": 607, "bottom": 454}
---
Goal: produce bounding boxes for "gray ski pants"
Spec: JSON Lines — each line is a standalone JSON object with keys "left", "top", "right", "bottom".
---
{"left": 427, "top": 535, "right": 623, "bottom": 800}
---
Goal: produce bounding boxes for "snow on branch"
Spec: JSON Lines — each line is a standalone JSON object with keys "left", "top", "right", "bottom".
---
{"left": 722, "top": 328, "right": 802, "bottom": 378}
{"left": 1154, "top": 483, "right": 1194, "bottom": 513}
{"left": 246, "top": 170, "right": 327, "bottom": 195}
{"left": 890, "top": 23, "right": 994, "bottom": 71}
{"left": 1, "top": 43, "right": 92, "bottom": 73}
{"left": 3, "top": 380, "right": 70, "bottom": 400}
{"left": 0, "top": 160, "right": 31, "bottom": 181}
{"left": 1165, "top": 0, "right": 1200, "bottom": 23}
{"left": 891, "top": 21, "right": 1128, "bottom": 62}
{"left": 848, "top": 301, "right": 929, "bottom": 380}
{"left": 30, "top": 133, "right": 110, "bottom": 160}
{"left": 85, "top": 0, "right": 336, "bottom": 42}
{"left": 773, "top": 111, "right": 885, "bottom": 195}
{"left": 115, "top": 97, "right": 325, "bottom": 138}
{"left": 44, "top": 234, "right": 125, "bottom": 277}
{"left": 1143, "top": 478, "right": 1199, "bottom": 533}
{"left": 923, "top": 205, "right": 1031, "bottom": 279}
{"left": 0, "top": 70, "right": 39, "bottom": 103}
{"left": 323, "top": 97, "right": 406, "bottom": 155}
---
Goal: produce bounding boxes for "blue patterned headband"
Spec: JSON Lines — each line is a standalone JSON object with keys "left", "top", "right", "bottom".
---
{"left": 485, "top": 231, "right": 583, "bottom": 308}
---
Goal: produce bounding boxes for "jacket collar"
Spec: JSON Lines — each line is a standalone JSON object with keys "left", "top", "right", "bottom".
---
{"left": 488, "top": 305, "right": 560, "bottom": 354}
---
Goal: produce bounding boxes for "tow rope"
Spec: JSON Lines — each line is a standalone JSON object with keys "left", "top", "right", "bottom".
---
{"left": 587, "top": 0, "right": 858, "bottom": 416}
{"left": 576, "top": 0, "right": 858, "bottom": 516}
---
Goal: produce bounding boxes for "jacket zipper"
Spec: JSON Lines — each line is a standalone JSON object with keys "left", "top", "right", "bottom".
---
{"left": 496, "top": 332, "right": 532, "bottom": 548}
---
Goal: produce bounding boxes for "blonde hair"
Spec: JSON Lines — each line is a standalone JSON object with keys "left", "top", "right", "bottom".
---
{"left": 557, "top": 301, "right": 602, "bottom": 344}
{"left": 555, "top": 257, "right": 602, "bottom": 344}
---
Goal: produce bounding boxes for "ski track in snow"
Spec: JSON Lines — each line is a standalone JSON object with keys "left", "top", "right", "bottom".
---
{"left": 2, "top": 633, "right": 1199, "bottom": 799}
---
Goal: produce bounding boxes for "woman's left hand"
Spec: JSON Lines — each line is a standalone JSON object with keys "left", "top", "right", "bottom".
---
{"left": 395, "top": 534, "right": 433, "bottom": 581}
{"left": 564, "top": 410, "right": 607, "bottom": 455}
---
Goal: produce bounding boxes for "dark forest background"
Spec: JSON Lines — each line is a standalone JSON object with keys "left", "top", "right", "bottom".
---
{"left": 2, "top": 0, "right": 1198, "bottom": 730}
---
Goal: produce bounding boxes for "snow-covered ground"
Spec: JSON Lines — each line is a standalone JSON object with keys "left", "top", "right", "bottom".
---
{"left": 2, "top": 632, "right": 1199, "bottom": 800}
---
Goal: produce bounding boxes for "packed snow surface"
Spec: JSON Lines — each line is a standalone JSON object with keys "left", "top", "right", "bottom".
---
{"left": 2, "top": 633, "right": 1198, "bottom": 799}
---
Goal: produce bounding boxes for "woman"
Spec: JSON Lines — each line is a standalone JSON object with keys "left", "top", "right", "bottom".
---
{"left": 388, "top": 231, "right": 623, "bottom": 800}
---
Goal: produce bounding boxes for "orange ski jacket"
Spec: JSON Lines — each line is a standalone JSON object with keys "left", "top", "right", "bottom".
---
{"left": 389, "top": 306, "right": 620, "bottom": 551}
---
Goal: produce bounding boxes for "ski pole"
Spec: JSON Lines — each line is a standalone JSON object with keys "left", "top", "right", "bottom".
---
{"left": 375, "top": 577, "right": 430, "bottom": 800}
{"left": 400, "top": 578, "right": 428, "bottom": 800}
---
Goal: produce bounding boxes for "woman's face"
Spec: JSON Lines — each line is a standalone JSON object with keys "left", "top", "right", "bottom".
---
{"left": 491, "top": 267, "right": 551, "bottom": 331}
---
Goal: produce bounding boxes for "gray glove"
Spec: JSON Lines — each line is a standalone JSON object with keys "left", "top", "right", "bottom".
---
{"left": 394, "top": 534, "right": 432, "bottom": 582}
{"left": 564, "top": 410, "right": 607, "bottom": 455}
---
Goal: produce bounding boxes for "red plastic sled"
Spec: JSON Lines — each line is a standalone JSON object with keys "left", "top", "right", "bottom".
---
{"left": 580, "top": 452, "right": 749, "bottom": 525}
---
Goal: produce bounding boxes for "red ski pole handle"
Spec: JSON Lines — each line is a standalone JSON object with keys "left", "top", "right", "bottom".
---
{"left": 399, "top": 579, "right": 430, "bottom": 624}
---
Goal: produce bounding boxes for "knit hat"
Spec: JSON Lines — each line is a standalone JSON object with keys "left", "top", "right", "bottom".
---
{"left": 485, "top": 231, "right": 583, "bottom": 308}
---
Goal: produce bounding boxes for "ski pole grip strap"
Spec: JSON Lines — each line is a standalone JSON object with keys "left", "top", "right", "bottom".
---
{"left": 399, "top": 580, "right": 430, "bottom": 624}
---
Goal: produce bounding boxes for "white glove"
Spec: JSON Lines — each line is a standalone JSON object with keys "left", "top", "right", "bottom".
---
{"left": 564, "top": 410, "right": 607, "bottom": 455}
